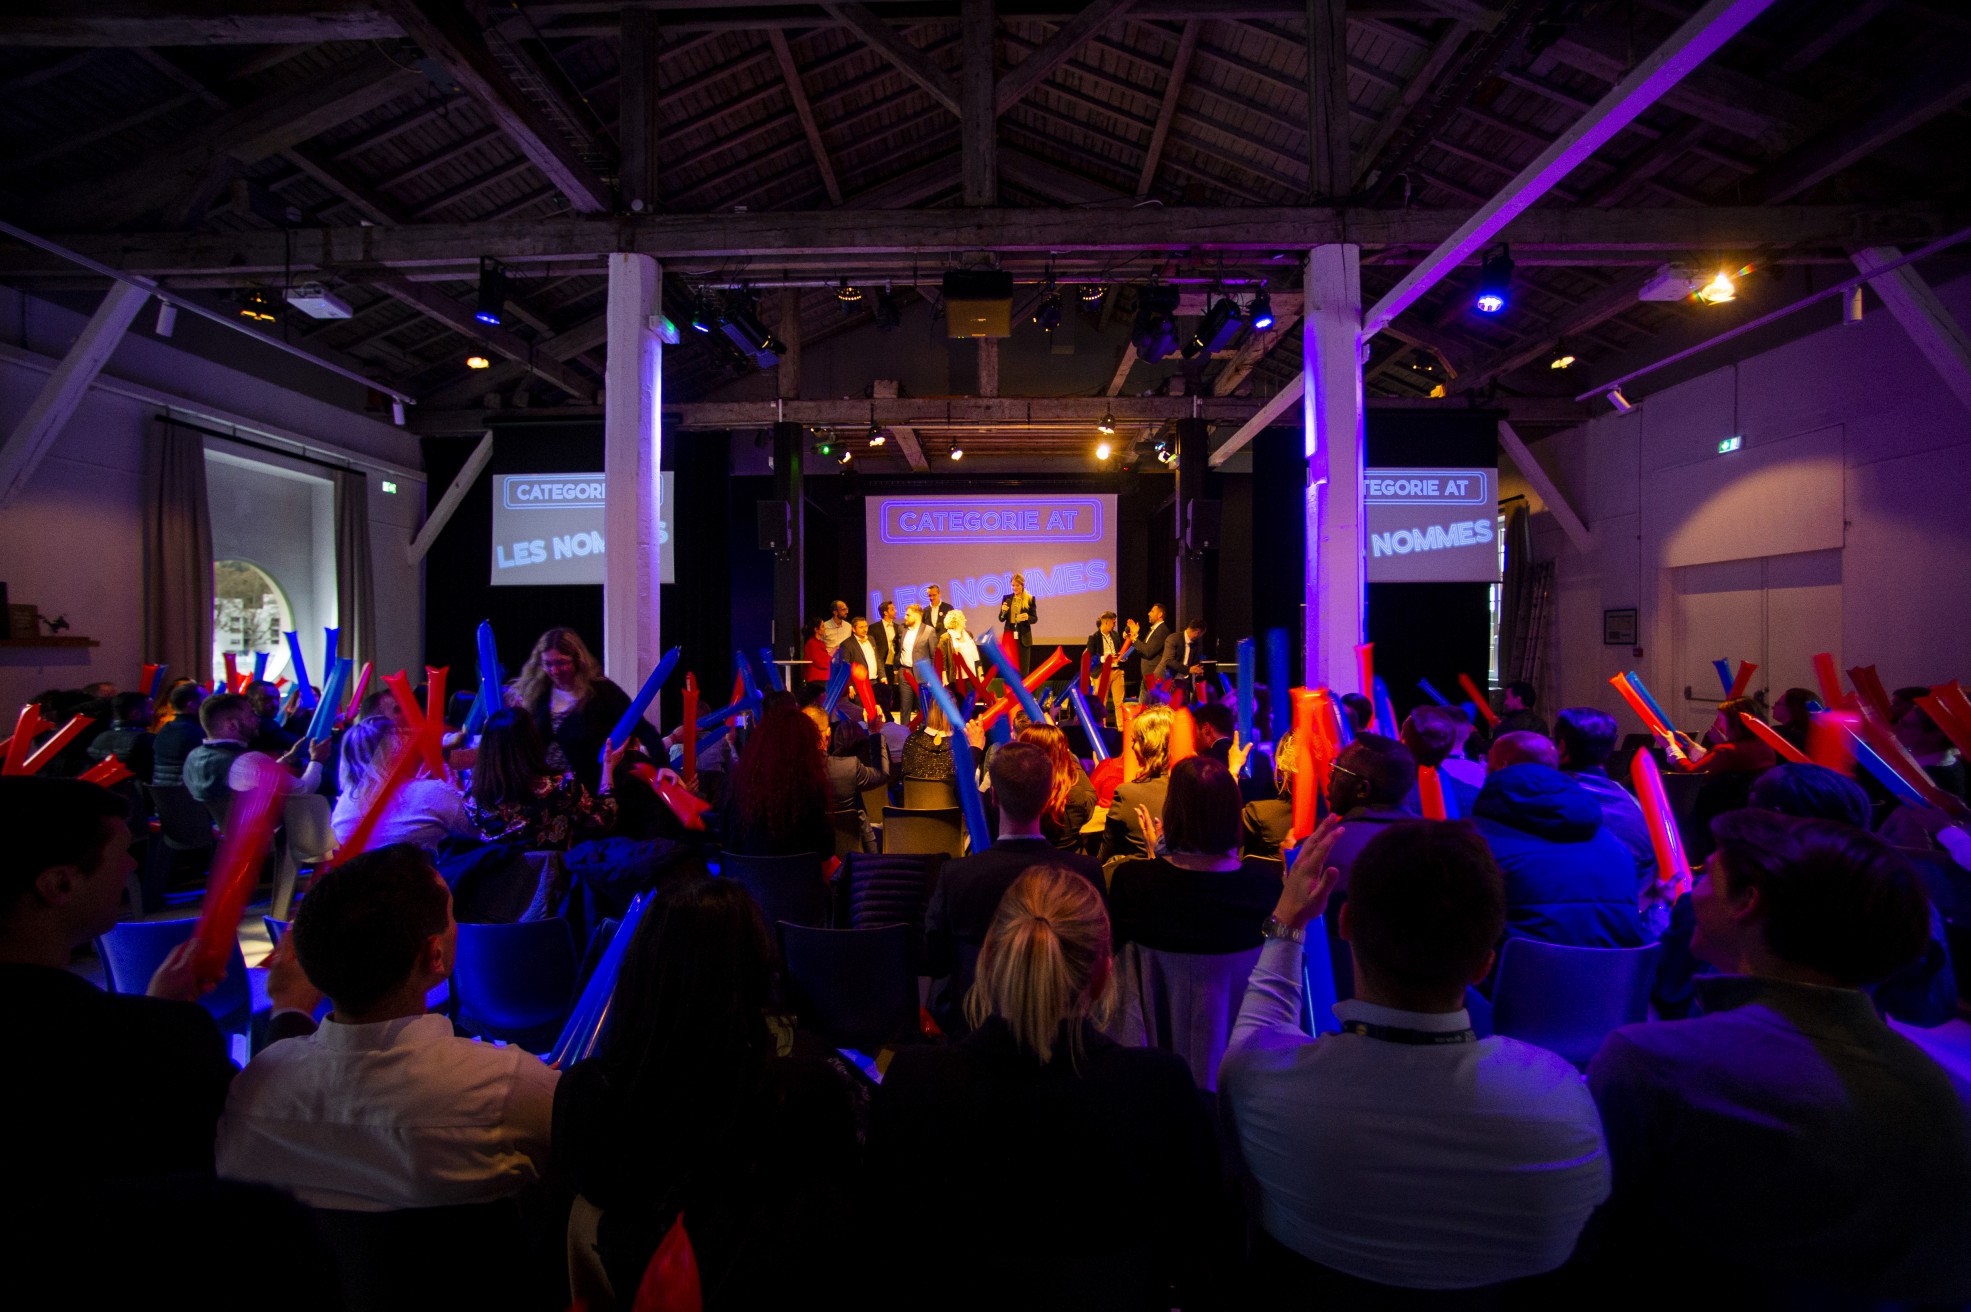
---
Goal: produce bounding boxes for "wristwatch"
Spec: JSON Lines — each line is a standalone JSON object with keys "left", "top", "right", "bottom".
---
{"left": 1260, "top": 914, "right": 1306, "bottom": 946}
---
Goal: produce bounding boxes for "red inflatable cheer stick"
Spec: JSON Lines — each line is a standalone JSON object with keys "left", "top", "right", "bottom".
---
{"left": 325, "top": 736, "right": 425, "bottom": 868}
{"left": 3, "top": 704, "right": 49, "bottom": 775}
{"left": 630, "top": 1215, "right": 702, "bottom": 1312}
{"left": 1417, "top": 765, "right": 1449, "bottom": 820}
{"left": 1630, "top": 748, "right": 1693, "bottom": 903}
{"left": 1354, "top": 642, "right": 1375, "bottom": 702}
{"left": 1289, "top": 689, "right": 1320, "bottom": 845}
{"left": 850, "top": 663, "right": 884, "bottom": 727}
{"left": 680, "top": 674, "right": 699, "bottom": 786}
{"left": 1095, "top": 655, "right": 1119, "bottom": 704}
{"left": 1457, "top": 673, "right": 1501, "bottom": 728}
{"left": 79, "top": 756, "right": 134, "bottom": 788}
{"left": 1916, "top": 686, "right": 1971, "bottom": 758}
{"left": 191, "top": 755, "right": 291, "bottom": 987}
{"left": 1119, "top": 704, "right": 1140, "bottom": 783}
{"left": 1812, "top": 653, "right": 1855, "bottom": 711}
{"left": 1168, "top": 708, "right": 1197, "bottom": 766}
{"left": 1729, "top": 661, "right": 1759, "bottom": 699}
{"left": 1739, "top": 713, "right": 1810, "bottom": 765}
{"left": 19, "top": 713, "right": 94, "bottom": 776}
{"left": 340, "top": 662, "right": 373, "bottom": 730}
{"left": 1846, "top": 664, "right": 1894, "bottom": 724}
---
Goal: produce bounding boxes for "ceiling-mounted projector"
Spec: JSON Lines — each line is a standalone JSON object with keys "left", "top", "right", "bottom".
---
{"left": 1637, "top": 263, "right": 1700, "bottom": 303}
{"left": 285, "top": 283, "right": 354, "bottom": 319}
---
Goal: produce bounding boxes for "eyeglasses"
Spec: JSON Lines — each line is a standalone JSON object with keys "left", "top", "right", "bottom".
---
{"left": 1330, "top": 761, "right": 1365, "bottom": 787}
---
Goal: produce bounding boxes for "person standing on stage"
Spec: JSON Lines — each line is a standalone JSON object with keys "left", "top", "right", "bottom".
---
{"left": 821, "top": 599, "right": 853, "bottom": 653}
{"left": 873, "top": 601, "right": 903, "bottom": 715}
{"left": 1086, "top": 612, "right": 1133, "bottom": 726}
{"left": 896, "top": 604, "right": 936, "bottom": 721}
{"left": 924, "top": 584, "right": 954, "bottom": 634}
{"left": 1176, "top": 619, "right": 1211, "bottom": 699}
{"left": 845, "top": 616, "right": 885, "bottom": 710}
{"left": 940, "top": 610, "right": 981, "bottom": 689}
{"left": 1136, "top": 604, "right": 1178, "bottom": 694}
{"left": 998, "top": 573, "right": 1039, "bottom": 675}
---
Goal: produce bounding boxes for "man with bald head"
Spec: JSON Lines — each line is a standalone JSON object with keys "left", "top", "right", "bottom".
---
{"left": 1472, "top": 739, "right": 1648, "bottom": 950}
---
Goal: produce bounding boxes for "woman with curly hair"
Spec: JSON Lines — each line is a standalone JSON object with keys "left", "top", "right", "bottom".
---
{"left": 724, "top": 706, "right": 834, "bottom": 858}
{"left": 1015, "top": 722, "right": 1097, "bottom": 849}
{"left": 508, "top": 626, "right": 659, "bottom": 795}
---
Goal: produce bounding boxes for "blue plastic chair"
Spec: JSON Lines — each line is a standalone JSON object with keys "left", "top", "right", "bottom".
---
{"left": 96, "top": 918, "right": 252, "bottom": 1036}
{"left": 262, "top": 916, "right": 290, "bottom": 945}
{"left": 450, "top": 918, "right": 579, "bottom": 1052}
{"left": 548, "top": 892, "right": 653, "bottom": 1068}
{"left": 779, "top": 921, "right": 919, "bottom": 1054}
{"left": 718, "top": 851, "right": 831, "bottom": 928}
{"left": 1490, "top": 938, "right": 1663, "bottom": 1067}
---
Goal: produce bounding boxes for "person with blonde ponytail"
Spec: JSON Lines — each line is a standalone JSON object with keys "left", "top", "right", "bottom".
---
{"left": 868, "top": 867, "right": 1223, "bottom": 1308}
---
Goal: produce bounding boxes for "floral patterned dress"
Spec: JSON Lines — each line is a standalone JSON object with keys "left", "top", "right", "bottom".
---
{"left": 466, "top": 773, "right": 617, "bottom": 850}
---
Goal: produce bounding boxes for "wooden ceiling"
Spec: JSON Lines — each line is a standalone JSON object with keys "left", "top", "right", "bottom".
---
{"left": 2, "top": 0, "right": 1967, "bottom": 466}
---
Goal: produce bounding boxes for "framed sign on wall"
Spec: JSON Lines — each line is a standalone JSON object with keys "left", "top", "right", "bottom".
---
{"left": 1603, "top": 608, "right": 1638, "bottom": 646}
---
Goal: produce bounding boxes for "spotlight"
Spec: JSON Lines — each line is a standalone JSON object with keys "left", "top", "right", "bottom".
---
{"left": 1131, "top": 285, "right": 1181, "bottom": 362}
{"left": 1248, "top": 288, "right": 1274, "bottom": 331}
{"left": 1079, "top": 284, "right": 1107, "bottom": 303}
{"left": 835, "top": 278, "right": 862, "bottom": 302}
{"left": 1843, "top": 285, "right": 1864, "bottom": 325}
{"left": 1153, "top": 437, "right": 1175, "bottom": 466}
{"left": 836, "top": 447, "right": 853, "bottom": 465}
{"left": 1033, "top": 286, "right": 1063, "bottom": 333}
{"left": 474, "top": 256, "right": 508, "bottom": 326}
{"left": 689, "top": 297, "right": 715, "bottom": 333}
{"left": 1095, "top": 440, "right": 1113, "bottom": 460}
{"left": 1097, "top": 407, "right": 1116, "bottom": 436}
{"left": 867, "top": 422, "right": 887, "bottom": 448}
{"left": 717, "top": 293, "right": 785, "bottom": 367}
{"left": 949, "top": 445, "right": 964, "bottom": 461}
{"left": 466, "top": 354, "right": 491, "bottom": 369}
{"left": 1184, "top": 295, "right": 1244, "bottom": 358}
{"left": 874, "top": 285, "right": 901, "bottom": 332}
{"left": 154, "top": 302, "right": 178, "bottom": 337}
{"left": 1474, "top": 244, "right": 1513, "bottom": 315}
{"left": 1694, "top": 269, "right": 1736, "bottom": 305}
{"left": 815, "top": 437, "right": 834, "bottom": 457}
{"left": 1608, "top": 387, "right": 1633, "bottom": 413}
{"left": 237, "top": 290, "right": 278, "bottom": 323}
{"left": 1547, "top": 343, "right": 1576, "bottom": 370}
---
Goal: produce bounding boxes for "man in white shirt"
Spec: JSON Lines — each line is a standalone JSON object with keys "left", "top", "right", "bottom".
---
{"left": 846, "top": 615, "right": 885, "bottom": 708}
{"left": 896, "top": 604, "right": 934, "bottom": 721}
{"left": 820, "top": 599, "right": 853, "bottom": 652}
{"left": 217, "top": 845, "right": 557, "bottom": 1212}
{"left": 1085, "top": 612, "right": 1132, "bottom": 726}
{"left": 182, "top": 692, "right": 326, "bottom": 819}
{"left": 873, "top": 601, "right": 904, "bottom": 709}
{"left": 1220, "top": 816, "right": 1608, "bottom": 1293}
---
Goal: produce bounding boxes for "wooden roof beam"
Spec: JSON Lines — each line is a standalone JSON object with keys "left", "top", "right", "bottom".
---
{"left": 368, "top": 272, "right": 598, "bottom": 401}
{"left": 769, "top": 29, "right": 842, "bottom": 206}
{"left": 1136, "top": 18, "right": 1197, "bottom": 197}
{"left": 0, "top": 0, "right": 400, "bottom": 45}
{"left": 823, "top": 2, "right": 962, "bottom": 116}
{"left": 995, "top": 0, "right": 1135, "bottom": 115}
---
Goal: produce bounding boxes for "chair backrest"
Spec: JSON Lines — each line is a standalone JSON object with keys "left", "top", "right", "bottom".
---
{"left": 312, "top": 1201, "right": 535, "bottom": 1312}
{"left": 860, "top": 784, "right": 887, "bottom": 827}
{"left": 150, "top": 784, "right": 217, "bottom": 851}
{"left": 902, "top": 776, "right": 960, "bottom": 811}
{"left": 718, "top": 851, "right": 831, "bottom": 928}
{"left": 778, "top": 921, "right": 919, "bottom": 1054}
{"left": 828, "top": 807, "right": 866, "bottom": 859}
{"left": 1110, "top": 941, "right": 1263, "bottom": 1092}
{"left": 842, "top": 851, "right": 940, "bottom": 934}
{"left": 881, "top": 806, "right": 966, "bottom": 857}
{"left": 283, "top": 791, "right": 336, "bottom": 866}
{"left": 1491, "top": 938, "right": 1663, "bottom": 1067}
{"left": 96, "top": 918, "right": 251, "bottom": 1035}
{"left": 450, "top": 918, "right": 579, "bottom": 1051}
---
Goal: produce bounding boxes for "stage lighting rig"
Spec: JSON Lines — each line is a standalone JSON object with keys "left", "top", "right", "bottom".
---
{"left": 1033, "top": 284, "right": 1063, "bottom": 333}
{"left": 1132, "top": 285, "right": 1181, "bottom": 362}
{"left": 1248, "top": 288, "right": 1274, "bottom": 331}
{"left": 475, "top": 257, "right": 508, "bottom": 326}
{"left": 874, "top": 284, "right": 902, "bottom": 331}
{"left": 1184, "top": 295, "right": 1244, "bottom": 358}
{"left": 1474, "top": 245, "right": 1512, "bottom": 315}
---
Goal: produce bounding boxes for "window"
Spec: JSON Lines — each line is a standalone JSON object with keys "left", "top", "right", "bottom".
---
{"left": 213, "top": 559, "right": 294, "bottom": 685}
{"left": 1486, "top": 511, "right": 1506, "bottom": 686}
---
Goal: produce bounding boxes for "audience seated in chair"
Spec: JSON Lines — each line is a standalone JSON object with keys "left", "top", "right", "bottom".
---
{"left": 925, "top": 741, "right": 1103, "bottom": 1035}
{"left": 1220, "top": 817, "right": 1609, "bottom": 1293}
{"left": 148, "top": 681, "right": 208, "bottom": 787}
{"left": 183, "top": 692, "right": 328, "bottom": 822}
{"left": 1588, "top": 811, "right": 1971, "bottom": 1305}
{"left": 554, "top": 873, "right": 861, "bottom": 1307}
{"left": 1471, "top": 733, "right": 1648, "bottom": 950}
{"left": 1550, "top": 706, "right": 1655, "bottom": 891}
{"left": 1014, "top": 721, "right": 1098, "bottom": 850}
{"left": 1318, "top": 733, "right": 1417, "bottom": 894}
{"left": 1100, "top": 705, "right": 1175, "bottom": 861}
{"left": 217, "top": 844, "right": 557, "bottom": 1211}
{"left": 871, "top": 867, "right": 1222, "bottom": 1310}
{"left": 1400, "top": 705, "right": 1483, "bottom": 819}
{"left": 329, "top": 716, "right": 479, "bottom": 855}
{"left": 87, "top": 691, "right": 157, "bottom": 785}
{"left": 722, "top": 705, "right": 835, "bottom": 858}
{"left": 1109, "top": 754, "right": 1281, "bottom": 957}
{"left": 464, "top": 707, "right": 619, "bottom": 849}
{"left": 0, "top": 777, "right": 271, "bottom": 1197}
{"left": 803, "top": 704, "right": 888, "bottom": 852}
{"left": 1241, "top": 730, "right": 1299, "bottom": 859}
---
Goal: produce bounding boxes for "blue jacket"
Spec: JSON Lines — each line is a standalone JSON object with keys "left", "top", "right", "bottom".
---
{"left": 1473, "top": 764, "right": 1648, "bottom": 949}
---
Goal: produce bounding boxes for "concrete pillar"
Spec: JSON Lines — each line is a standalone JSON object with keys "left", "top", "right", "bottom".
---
{"left": 603, "top": 253, "right": 664, "bottom": 713}
{"left": 1303, "top": 244, "right": 1364, "bottom": 687}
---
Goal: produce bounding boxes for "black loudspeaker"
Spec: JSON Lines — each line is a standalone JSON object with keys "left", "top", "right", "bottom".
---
{"left": 757, "top": 500, "right": 791, "bottom": 551}
{"left": 1182, "top": 499, "right": 1222, "bottom": 551}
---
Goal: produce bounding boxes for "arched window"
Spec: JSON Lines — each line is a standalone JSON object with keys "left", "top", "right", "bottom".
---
{"left": 213, "top": 559, "right": 294, "bottom": 686}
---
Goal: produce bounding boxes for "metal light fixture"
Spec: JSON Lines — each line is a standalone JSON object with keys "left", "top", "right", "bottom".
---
{"left": 1843, "top": 285, "right": 1864, "bottom": 325}
{"left": 1033, "top": 285, "right": 1063, "bottom": 332}
{"left": 1474, "top": 244, "right": 1513, "bottom": 315}
{"left": 237, "top": 290, "right": 278, "bottom": 323}
{"left": 1097, "top": 407, "right": 1116, "bottom": 436}
{"left": 1095, "top": 440, "right": 1113, "bottom": 460}
{"left": 154, "top": 302, "right": 178, "bottom": 337}
{"left": 1248, "top": 288, "right": 1275, "bottom": 331}
{"left": 1184, "top": 295, "right": 1244, "bottom": 358}
{"left": 1694, "top": 268, "right": 1736, "bottom": 305}
{"left": 474, "top": 256, "right": 508, "bottom": 326}
{"left": 466, "top": 354, "right": 491, "bottom": 369}
{"left": 949, "top": 444, "right": 964, "bottom": 461}
{"left": 1548, "top": 342, "right": 1577, "bottom": 370}
{"left": 1608, "top": 387, "right": 1633, "bottom": 413}
{"left": 835, "top": 277, "right": 862, "bottom": 302}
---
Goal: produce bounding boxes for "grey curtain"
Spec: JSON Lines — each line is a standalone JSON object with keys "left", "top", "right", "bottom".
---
{"left": 141, "top": 418, "right": 213, "bottom": 685}
{"left": 335, "top": 468, "right": 377, "bottom": 669}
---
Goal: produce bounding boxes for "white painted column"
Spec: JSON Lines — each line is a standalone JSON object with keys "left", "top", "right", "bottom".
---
{"left": 1304, "top": 243, "right": 1365, "bottom": 687}
{"left": 603, "top": 253, "right": 664, "bottom": 718}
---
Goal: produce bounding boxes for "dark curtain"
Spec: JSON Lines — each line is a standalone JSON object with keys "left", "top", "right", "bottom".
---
{"left": 142, "top": 418, "right": 213, "bottom": 684}
{"left": 334, "top": 469, "right": 376, "bottom": 669}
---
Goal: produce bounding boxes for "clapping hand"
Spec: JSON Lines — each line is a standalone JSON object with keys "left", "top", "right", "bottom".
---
{"left": 1227, "top": 732, "right": 1253, "bottom": 778}
{"left": 1277, "top": 814, "right": 1345, "bottom": 931}
{"left": 1135, "top": 803, "right": 1164, "bottom": 854}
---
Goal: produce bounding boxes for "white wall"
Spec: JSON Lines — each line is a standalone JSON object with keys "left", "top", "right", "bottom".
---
{"left": 1519, "top": 270, "right": 1971, "bottom": 735}
{"left": 0, "top": 288, "right": 427, "bottom": 710}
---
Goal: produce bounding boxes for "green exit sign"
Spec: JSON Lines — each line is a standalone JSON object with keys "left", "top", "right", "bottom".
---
{"left": 1717, "top": 435, "right": 1742, "bottom": 454}
{"left": 380, "top": 480, "right": 398, "bottom": 493}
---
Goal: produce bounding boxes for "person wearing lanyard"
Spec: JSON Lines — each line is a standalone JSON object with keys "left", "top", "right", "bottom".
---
{"left": 997, "top": 573, "right": 1038, "bottom": 676}
{"left": 1219, "top": 817, "right": 1610, "bottom": 1297}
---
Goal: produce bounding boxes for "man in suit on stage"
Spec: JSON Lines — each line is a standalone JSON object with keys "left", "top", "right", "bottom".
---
{"left": 923, "top": 584, "right": 954, "bottom": 634}
{"left": 1134, "top": 603, "right": 1178, "bottom": 695}
{"left": 1175, "top": 619, "right": 1212, "bottom": 699}
{"left": 1086, "top": 612, "right": 1133, "bottom": 725}
{"left": 997, "top": 573, "right": 1039, "bottom": 674}
{"left": 895, "top": 603, "right": 938, "bottom": 720}
{"left": 872, "top": 601, "right": 903, "bottom": 714}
